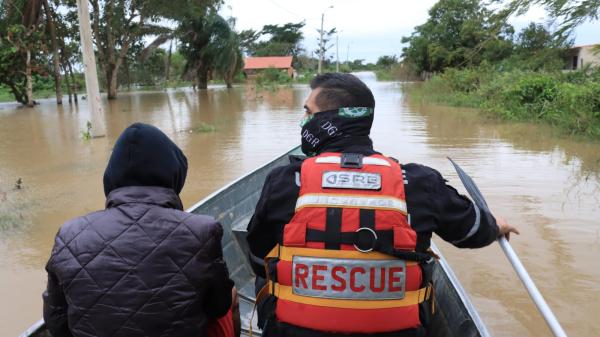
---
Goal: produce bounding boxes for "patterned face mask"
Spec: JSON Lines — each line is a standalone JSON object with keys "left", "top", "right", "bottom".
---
{"left": 300, "top": 107, "right": 374, "bottom": 156}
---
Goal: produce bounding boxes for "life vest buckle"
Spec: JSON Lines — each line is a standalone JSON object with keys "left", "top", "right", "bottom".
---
{"left": 353, "top": 227, "right": 378, "bottom": 252}
{"left": 340, "top": 153, "right": 363, "bottom": 169}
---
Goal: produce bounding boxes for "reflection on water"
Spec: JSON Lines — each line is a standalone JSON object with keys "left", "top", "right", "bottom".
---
{"left": 1, "top": 75, "right": 599, "bottom": 336}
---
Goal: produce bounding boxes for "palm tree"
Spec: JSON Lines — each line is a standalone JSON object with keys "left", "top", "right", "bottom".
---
{"left": 200, "top": 16, "right": 243, "bottom": 88}
{"left": 178, "top": 13, "right": 242, "bottom": 89}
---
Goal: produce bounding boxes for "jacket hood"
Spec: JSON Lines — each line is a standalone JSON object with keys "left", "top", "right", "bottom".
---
{"left": 103, "top": 123, "right": 188, "bottom": 196}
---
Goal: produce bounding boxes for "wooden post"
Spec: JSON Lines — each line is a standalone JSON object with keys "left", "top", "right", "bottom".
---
{"left": 76, "top": 0, "right": 106, "bottom": 137}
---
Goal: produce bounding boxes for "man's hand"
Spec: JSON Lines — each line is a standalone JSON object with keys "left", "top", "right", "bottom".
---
{"left": 494, "top": 214, "right": 520, "bottom": 240}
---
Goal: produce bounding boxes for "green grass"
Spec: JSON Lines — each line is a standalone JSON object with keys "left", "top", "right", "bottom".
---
{"left": 0, "top": 88, "right": 63, "bottom": 103}
{"left": 0, "top": 89, "right": 14, "bottom": 102}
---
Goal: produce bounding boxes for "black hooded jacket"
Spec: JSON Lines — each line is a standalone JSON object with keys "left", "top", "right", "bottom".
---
{"left": 246, "top": 129, "right": 499, "bottom": 337}
{"left": 43, "top": 123, "right": 234, "bottom": 337}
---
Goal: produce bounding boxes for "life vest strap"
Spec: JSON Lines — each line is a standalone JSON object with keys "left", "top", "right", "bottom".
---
{"left": 305, "top": 228, "right": 431, "bottom": 262}
{"left": 268, "top": 281, "right": 432, "bottom": 309}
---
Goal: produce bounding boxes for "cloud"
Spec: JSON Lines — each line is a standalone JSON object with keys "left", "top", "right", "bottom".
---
{"left": 223, "top": 0, "right": 600, "bottom": 62}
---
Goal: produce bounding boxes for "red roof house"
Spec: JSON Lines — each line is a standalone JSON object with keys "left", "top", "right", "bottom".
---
{"left": 243, "top": 56, "right": 295, "bottom": 78}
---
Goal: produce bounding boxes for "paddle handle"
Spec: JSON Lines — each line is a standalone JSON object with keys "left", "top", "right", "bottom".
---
{"left": 498, "top": 236, "right": 567, "bottom": 337}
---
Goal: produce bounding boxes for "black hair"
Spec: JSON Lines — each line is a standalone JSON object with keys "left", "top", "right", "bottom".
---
{"left": 309, "top": 73, "right": 375, "bottom": 111}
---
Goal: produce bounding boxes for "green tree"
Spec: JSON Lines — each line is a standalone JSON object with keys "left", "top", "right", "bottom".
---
{"left": 0, "top": 26, "right": 32, "bottom": 105}
{"left": 376, "top": 55, "right": 399, "bottom": 69}
{"left": 508, "top": 22, "right": 571, "bottom": 70}
{"left": 209, "top": 18, "right": 243, "bottom": 88}
{"left": 41, "top": 0, "right": 63, "bottom": 104}
{"left": 78, "top": 0, "right": 220, "bottom": 99}
{"left": 179, "top": 12, "right": 242, "bottom": 89}
{"left": 402, "top": 0, "right": 514, "bottom": 73}
{"left": 131, "top": 48, "right": 166, "bottom": 87}
{"left": 0, "top": 0, "right": 47, "bottom": 106}
{"left": 238, "top": 28, "right": 260, "bottom": 55}
{"left": 54, "top": 8, "right": 83, "bottom": 103}
{"left": 249, "top": 22, "right": 305, "bottom": 58}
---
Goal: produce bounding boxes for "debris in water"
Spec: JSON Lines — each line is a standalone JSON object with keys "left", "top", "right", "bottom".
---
{"left": 14, "top": 178, "right": 22, "bottom": 190}
{"left": 192, "top": 122, "right": 216, "bottom": 133}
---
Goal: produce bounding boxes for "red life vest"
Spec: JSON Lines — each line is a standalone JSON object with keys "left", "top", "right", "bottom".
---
{"left": 264, "top": 152, "right": 432, "bottom": 334}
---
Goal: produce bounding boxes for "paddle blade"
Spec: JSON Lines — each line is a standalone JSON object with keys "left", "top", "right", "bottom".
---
{"left": 447, "top": 157, "right": 490, "bottom": 212}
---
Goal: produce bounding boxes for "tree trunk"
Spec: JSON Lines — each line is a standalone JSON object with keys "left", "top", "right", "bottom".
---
{"left": 124, "top": 57, "right": 131, "bottom": 90}
{"left": 67, "top": 61, "right": 78, "bottom": 104}
{"left": 26, "top": 49, "right": 34, "bottom": 107}
{"left": 106, "top": 66, "right": 118, "bottom": 99}
{"left": 226, "top": 51, "right": 237, "bottom": 89}
{"left": 165, "top": 40, "right": 172, "bottom": 84}
{"left": 62, "top": 65, "right": 72, "bottom": 103}
{"left": 59, "top": 47, "right": 73, "bottom": 103}
{"left": 225, "top": 68, "right": 233, "bottom": 88}
{"left": 42, "top": 0, "right": 62, "bottom": 104}
{"left": 8, "top": 82, "right": 28, "bottom": 105}
{"left": 197, "top": 68, "right": 208, "bottom": 90}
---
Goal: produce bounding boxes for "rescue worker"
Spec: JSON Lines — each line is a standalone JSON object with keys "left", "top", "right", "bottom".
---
{"left": 246, "top": 73, "right": 519, "bottom": 337}
{"left": 43, "top": 123, "right": 236, "bottom": 337}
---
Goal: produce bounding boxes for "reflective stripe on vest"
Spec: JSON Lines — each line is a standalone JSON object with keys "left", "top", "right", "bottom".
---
{"left": 296, "top": 193, "right": 408, "bottom": 213}
{"left": 269, "top": 153, "right": 428, "bottom": 334}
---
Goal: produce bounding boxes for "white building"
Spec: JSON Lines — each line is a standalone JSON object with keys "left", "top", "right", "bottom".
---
{"left": 565, "top": 44, "right": 600, "bottom": 70}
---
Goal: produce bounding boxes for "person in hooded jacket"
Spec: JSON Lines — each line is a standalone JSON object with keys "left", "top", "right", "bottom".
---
{"left": 43, "top": 123, "right": 236, "bottom": 337}
{"left": 246, "top": 73, "right": 519, "bottom": 337}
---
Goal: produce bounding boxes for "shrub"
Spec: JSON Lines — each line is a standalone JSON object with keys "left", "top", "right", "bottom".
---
{"left": 408, "top": 66, "right": 600, "bottom": 139}
{"left": 255, "top": 67, "right": 291, "bottom": 86}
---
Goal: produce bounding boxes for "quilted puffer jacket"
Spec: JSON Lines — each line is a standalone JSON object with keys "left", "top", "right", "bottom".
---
{"left": 43, "top": 123, "right": 234, "bottom": 337}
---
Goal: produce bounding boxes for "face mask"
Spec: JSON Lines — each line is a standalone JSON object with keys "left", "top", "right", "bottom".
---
{"left": 300, "top": 107, "right": 374, "bottom": 156}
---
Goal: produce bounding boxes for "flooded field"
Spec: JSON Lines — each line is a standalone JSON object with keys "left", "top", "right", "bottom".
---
{"left": 1, "top": 73, "right": 599, "bottom": 336}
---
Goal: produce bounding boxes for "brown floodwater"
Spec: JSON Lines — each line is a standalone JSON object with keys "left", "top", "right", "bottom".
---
{"left": 1, "top": 72, "right": 599, "bottom": 336}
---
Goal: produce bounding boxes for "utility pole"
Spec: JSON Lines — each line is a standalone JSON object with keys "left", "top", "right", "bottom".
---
{"left": 346, "top": 43, "right": 351, "bottom": 70}
{"left": 336, "top": 33, "right": 339, "bottom": 73}
{"left": 318, "top": 6, "right": 333, "bottom": 74}
{"left": 318, "top": 13, "right": 325, "bottom": 74}
{"left": 76, "top": 0, "right": 105, "bottom": 137}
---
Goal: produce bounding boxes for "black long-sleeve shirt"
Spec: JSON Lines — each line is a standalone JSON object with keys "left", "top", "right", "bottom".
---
{"left": 246, "top": 147, "right": 499, "bottom": 278}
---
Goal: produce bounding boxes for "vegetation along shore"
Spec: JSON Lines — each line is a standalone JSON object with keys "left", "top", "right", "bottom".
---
{"left": 397, "top": 0, "right": 600, "bottom": 140}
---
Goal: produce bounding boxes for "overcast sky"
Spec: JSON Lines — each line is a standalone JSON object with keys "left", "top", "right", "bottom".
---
{"left": 221, "top": 0, "right": 600, "bottom": 63}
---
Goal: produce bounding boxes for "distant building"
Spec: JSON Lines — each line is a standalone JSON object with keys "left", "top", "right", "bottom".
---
{"left": 243, "top": 56, "right": 295, "bottom": 78}
{"left": 565, "top": 44, "right": 600, "bottom": 70}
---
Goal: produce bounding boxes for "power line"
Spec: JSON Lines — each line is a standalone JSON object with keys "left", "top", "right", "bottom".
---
{"left": 266, "top": 0, "right": 304, "bottom": 18}
{"left": 265, "top": 0, "right": 321, "bottom": 22}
